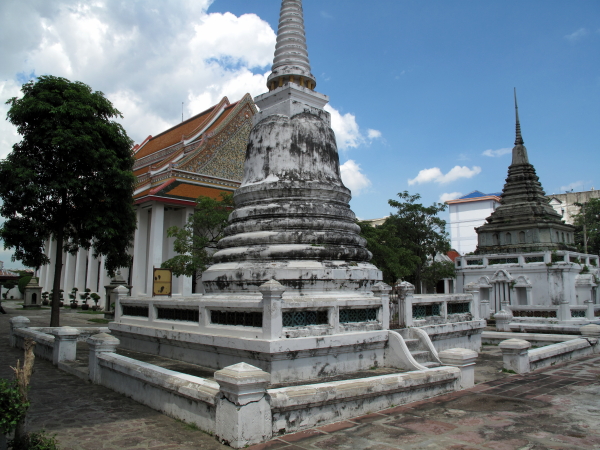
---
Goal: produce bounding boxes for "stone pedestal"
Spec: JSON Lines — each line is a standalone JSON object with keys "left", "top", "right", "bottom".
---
{"left": 494, "top": 308, "right": 513, "bottom": 332}
{"left": 9, "top": 316, "right": 30, "bottom": 347}
{"left": 87, "top": 333, "right": 120, "bottom": 383}
{"left": 580, "top": 324, "right": 600, "bottom": 338}
{"left": 372, "top": 282, "right": 391, "bottom": 330}
{"left": 499, "top": 338, "right": 531, "bottom": 373}
{"left": 585, "top": 300, "right": 595, "bottom": 320}
{"left": 50, "top": 327, "right": 81, "bottom": 365}
{"left": 214, "top": 363, "right": 272, "bottom": 448}
{"left": 438, "top": 348, "right": 478, "bottom": 389}
{"left": 558, "top": 300, "right": 571, "bottom": 322}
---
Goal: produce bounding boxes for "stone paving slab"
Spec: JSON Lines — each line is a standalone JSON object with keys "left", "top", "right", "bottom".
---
{"left": 249, "top": 355, "right": 600, "bottom": 450}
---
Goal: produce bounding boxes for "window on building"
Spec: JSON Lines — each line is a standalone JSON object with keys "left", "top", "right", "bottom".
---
{"left": 519, "top": 231, "right": 525, "bottom": 244}
{"left": 505, "top": 233, "right": 512, "bottom": 244}
{"left": 493, "top": 234, "right": 499, "bottom": 245}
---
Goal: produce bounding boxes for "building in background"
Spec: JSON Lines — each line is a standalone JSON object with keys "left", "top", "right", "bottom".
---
{"left": 37, "top": 94, "right": 256, "bottom": 306}
{"left": 446, "top": 192, "right": 502, "bottom": 255}
{"left": 547, "top": 189, "right": 600, "bottom": 224}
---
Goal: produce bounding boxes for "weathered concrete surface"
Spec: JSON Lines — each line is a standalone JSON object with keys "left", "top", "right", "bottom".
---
{"left": 250, "top": 354, "right": 600, "bottom": 450}
{"left": 3, "top": 302, "right": 599, "bottom": 450}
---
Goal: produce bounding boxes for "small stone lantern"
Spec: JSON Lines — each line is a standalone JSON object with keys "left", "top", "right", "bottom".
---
{"left": 23, "top": 277, "right": 43, "bottom": 309}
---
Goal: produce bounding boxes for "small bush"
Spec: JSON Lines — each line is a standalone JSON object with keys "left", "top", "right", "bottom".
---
{"left": 0, "top": 379, "right": 29, "bottom": 436}
{"left": 17, "top": 276, "right": 32, "bottom": 295}
{"left": 10, "top": 430, "right": 60, "bottom": 450}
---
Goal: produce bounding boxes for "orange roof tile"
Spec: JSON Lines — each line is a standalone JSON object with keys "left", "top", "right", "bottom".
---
{"left": 166, "top": 184, "right": 232, "bottom": 200}
{"left": 135, "top": 105, "right": 219, "bottom": 160}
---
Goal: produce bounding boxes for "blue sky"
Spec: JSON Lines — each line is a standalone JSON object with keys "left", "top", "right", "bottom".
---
{"left": 0, "top": 0, "right": 599, "bottom": 268}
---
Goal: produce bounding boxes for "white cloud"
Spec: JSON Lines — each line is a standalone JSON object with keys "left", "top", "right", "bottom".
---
{"left": 408, "top": 166, "right": 481, "bottom": 185}
{"left": 340, "top": 160, "right": 371, "bottom": 195}
{"left": 0, "top": 80, "right": 22, "bottom": 159}
{"left": 565, "top": 28, "right": 589, "bottom": 42}
{"left": 325, "top": 104, "right": 363, "bottom": 150}
{"left": 439, "top": 192, "right": 463, "bottom": 203}
{"left": 482, "top": 147, "right": 511, "bottom": 157}
{"left": 0, "top": 0, "right": 277, "bottom": 150}
{"left": 367, "top": 129, "right": 382, "bottom": 139}
{"left": 560, "top": 181, "right": 584, "bottom": 192}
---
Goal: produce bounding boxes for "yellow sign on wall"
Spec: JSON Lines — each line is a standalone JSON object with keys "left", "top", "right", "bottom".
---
{"left": 153, "top": 268, "right": 172, "bottom": 296}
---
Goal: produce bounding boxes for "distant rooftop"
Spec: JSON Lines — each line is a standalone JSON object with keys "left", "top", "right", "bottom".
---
{"left": 459, "top": 191, "right": 502, "bottom": 200}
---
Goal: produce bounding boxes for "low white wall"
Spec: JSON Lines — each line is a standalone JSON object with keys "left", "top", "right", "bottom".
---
{"left": 97, "top": 353, "right": 218, "bottom": 434}
{"left": 13, "top": 328, "right": 54, "bottom": 361}
{"left": 482, "top": 331, "right": 578, "bottom": 346}
{"left": 268, "top": 366, "right": 460, "bottom": 435}
{"left": 528, "top": 339, "right": 596, "bottom": 371}
{"left": 416, "top": 320, "right": 486, "bottom": 352}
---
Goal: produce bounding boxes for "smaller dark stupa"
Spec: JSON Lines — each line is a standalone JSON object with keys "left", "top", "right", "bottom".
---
{"left": 475, "top": 90, "right": 575, "bottom": 254}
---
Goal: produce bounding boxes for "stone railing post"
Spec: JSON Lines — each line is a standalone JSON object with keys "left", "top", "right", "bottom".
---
{"left": 558, "top": 299, "right": 571, "bottom": 322}
{"left": 585, "top": 299, "right": 595, "bottom": 320}
{"left": 87, "top": 333, "right": 120, "bottom": 384}
{"left": 113, "top": 285, "right": 130, "bottom": 321}
{"left": 214, "top": 363, "right": 272, "bottom": 448}
{"left": 397, "top": 281, "right": 415, "bottom": 327}
{"left": 438, "top": 348, "right": 478, "bottom": 389}
{"left": 464, "top": 282, "right": 480, "bottom": 319}
{"left": 260, "top": 279, "right": 285, "bottom": 340}
{"left": 499, "top": 338, "right": 531, "bottom": 374}
{"left": 9, "top": 316, "right": 30, "bottom": 347}
{"left": 372, "top": 282, "right": 391, "bottom": 330}
{"left": 50, "top": 327, "right": 81, "bottom": 365}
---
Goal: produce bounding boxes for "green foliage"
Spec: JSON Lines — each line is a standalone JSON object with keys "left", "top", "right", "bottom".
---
{"left": 161, "top": 193, "right": 234, "bottom": 277}
{"left": 357, "top": 221, "right": 419, "bottom": 285}
{"left": 573, "top": 198, "right": 600, "bottom": 255}
{"left": 2, "top": 280, "right": 17, "bottom": 299}
{"left": 9, "top": 430, "right": 60, "bottom": 450}
{"left": 1, "top": 75, "right": 137, "bottom": 326}
{"left": 17, "top": 276, "right": 32, "bottom": 295}
{"left": 359, "top": 191, "right": 452, "bottom": 292}
{"left": 79, "top": 288, "right": 91, "bottom": 304}
{"left": 0, "top": 379, "right": 29, "bottom": 436}
{"left": 90, "top": 293, "right": 101, "bottom": 305}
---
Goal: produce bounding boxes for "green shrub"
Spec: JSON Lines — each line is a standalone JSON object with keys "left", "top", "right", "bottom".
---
{"left": 17, "top": 276, "right": 32, "bottom": 295}
{"left": 10, "top": 430, "right": 60, "bottom": 450}
{"left": 0, "top": 378, "right": 29, "bottom": 435}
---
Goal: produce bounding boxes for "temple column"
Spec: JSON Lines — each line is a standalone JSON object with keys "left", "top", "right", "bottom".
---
{"left": 132, "top": 207, "right": 150, "bottom": 296}
{"left": 181, "top": 206, "right": 194, "bottom": 296}
{"left": 86, "top": 252, "right": 100, "bottom": 295}
{"left": 63, "top": 252, "right": 77, "bottom": 295}
{"left": 73, "top": 248, "right": 88, "bottom": 292}
{"left": 146, "top": 202, "right": 165, "bottom": 296}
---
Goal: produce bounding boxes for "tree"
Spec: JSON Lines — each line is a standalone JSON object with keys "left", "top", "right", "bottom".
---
{"left": 161, "top": 193, "right": 233, "bottom": 281}
{"left": 0, "top": 75, "right": 136, "bottom": 327}
{"left": 573, "top": 198, "right": 600, "bottom": 255}
{"left": 360, "top": 191, "right": 453, "bottom": 293}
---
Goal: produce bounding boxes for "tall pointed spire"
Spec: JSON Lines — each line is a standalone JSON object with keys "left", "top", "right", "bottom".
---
{"left": 514, "top": 88, "right": 524, "bottom": 145}
{"left": 267, "top": 0, "right": 317, "bottom": 91}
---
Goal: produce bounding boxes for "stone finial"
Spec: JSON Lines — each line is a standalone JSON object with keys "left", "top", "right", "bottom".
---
{"left": 372, "top": 282, "right": 392, "bottom": 295}
{"left": 9, "top": 316, "right": 30, "bottom": 347}
{"left": 438, "top": 348, "right": 478, "bottom": 389}
{"left": 26, "top": 277, "right": 40, "bottom": 287}
{"left": 499, "top": 338, "right": 531, "bottom": 351}
{"left": 514, "top": 88, "right": 524, "bottom": 147}
{"left": 267, "top": 0, "right": 316, "bottom": 90}
{"left": 214, "top": 362, "right": 270, "bottom": 406}
{"left": 51, "top": 327, "right": 81, "bottom": 365}
{"left": 258, "top": 279, "right": 286, "bottom": 297}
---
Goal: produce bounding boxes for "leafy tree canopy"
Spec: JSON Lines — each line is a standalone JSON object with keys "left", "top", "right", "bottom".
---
{"left": 161, "top": 193, "right": 234, "bottom": 278}
{"left": 360, "top": 191, "right": 454, "bottom": 292}
{"left": 0, "top": 75, "right": 136, "bottom": 326}
{"left": 573, "top": 198, "right": 600, "bottom": 256}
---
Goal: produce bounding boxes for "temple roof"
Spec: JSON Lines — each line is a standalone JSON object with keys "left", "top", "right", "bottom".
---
{"left": 132, "top": 94, "right": 257, "bottom": 206}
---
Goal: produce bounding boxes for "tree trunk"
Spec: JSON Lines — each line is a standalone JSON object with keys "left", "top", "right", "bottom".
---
{"left": 50, "top": 229, "right": 64, "bottom": 327}
{"left": 12, "top": 339, "right": 36, "bottom": 447}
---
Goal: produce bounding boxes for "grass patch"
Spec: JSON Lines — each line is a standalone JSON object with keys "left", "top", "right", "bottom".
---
{"left": 87, "top": 318, "right": 110, "bottom": 324}
{"left": 77, "top": 310, "right": 104, "bottom": 315}
{"left": 502, "top": 368, "right": 517, "bottom": 374}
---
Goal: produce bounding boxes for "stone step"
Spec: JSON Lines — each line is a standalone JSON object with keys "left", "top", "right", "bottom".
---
{"left": 410, "top": 350, "right": 430, "bottom": 363}
{"left": 404, "top": 338, "right": 420, "bottom": 350}
{"left": 421, "top": 361, "right": 441, "bottom": 369}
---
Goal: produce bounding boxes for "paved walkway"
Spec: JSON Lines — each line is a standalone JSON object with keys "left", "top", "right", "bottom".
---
{"left": 2, "top": 301, "right": 599, "bottom": 449}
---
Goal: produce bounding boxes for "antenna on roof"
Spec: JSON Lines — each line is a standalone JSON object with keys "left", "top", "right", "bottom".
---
{"left": 182, "top": 102, "right": 184, "bottom": 123}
